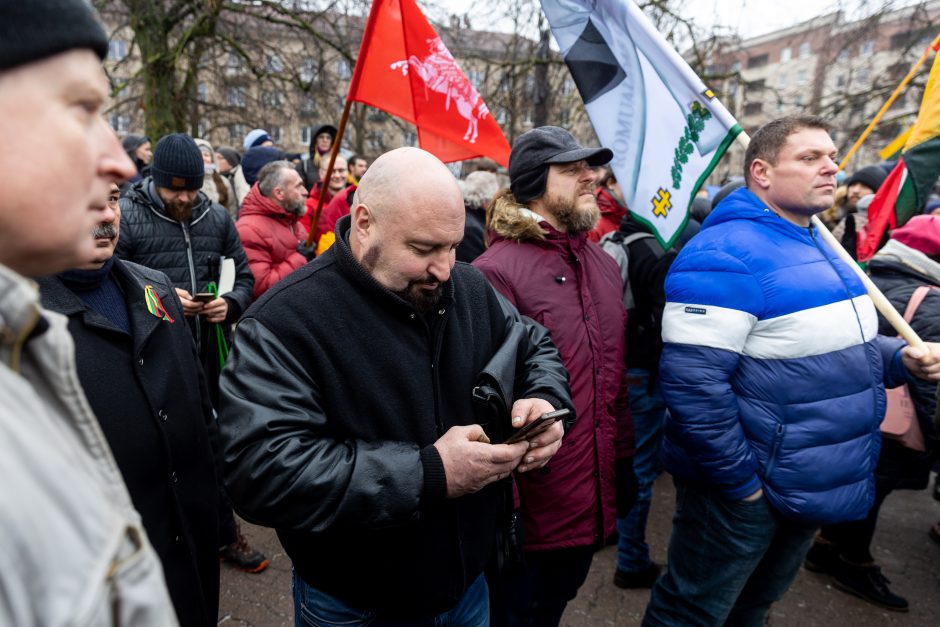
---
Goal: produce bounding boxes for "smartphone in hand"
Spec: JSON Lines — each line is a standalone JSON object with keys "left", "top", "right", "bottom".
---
{"left": 192, "top": 292, "right": 215, "bottom": 303}
{"left": 504, "top": 408, "right": 570, "bottom": 445}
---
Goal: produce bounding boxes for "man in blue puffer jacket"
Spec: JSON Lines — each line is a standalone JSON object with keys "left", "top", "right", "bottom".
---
{"left": 643, "top": 115, "right": 940, "bottom": 627}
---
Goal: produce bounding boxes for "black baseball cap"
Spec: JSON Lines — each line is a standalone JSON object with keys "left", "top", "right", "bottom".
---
{"left": 509, "top": 126, "right": 612, "bottom": 203}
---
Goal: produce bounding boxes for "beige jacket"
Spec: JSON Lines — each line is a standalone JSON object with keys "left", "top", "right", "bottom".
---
{"left": 0, "top": 263, "right": 178, "bottom": 626}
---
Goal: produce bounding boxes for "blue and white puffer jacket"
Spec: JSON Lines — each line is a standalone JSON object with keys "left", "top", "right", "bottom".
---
{"left": 660, "top": 187, "right": 908, "bottom": 525}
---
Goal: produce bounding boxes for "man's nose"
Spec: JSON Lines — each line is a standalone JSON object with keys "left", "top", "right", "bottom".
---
{"left": 428, "top": 251, "right": 452, "bottom": 284}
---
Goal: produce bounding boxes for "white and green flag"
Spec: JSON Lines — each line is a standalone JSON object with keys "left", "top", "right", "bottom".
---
{"left": 540, "top": 0, "right": 742, "bottom": 248}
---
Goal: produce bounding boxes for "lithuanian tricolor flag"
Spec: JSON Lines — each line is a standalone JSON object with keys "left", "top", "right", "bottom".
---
{"left": 859, "top": 39, "right": 940, "bottom": 261}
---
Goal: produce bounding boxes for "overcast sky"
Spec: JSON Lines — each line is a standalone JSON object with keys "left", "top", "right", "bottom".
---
{"left": 432, "top": 0, "right": 921, "bottom": 41}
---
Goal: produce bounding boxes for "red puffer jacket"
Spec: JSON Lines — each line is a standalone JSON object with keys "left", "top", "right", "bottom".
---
{"left": 236, "top": 184, "right": 309, "bottom": 299}
{"left": 473, "top": 191, "right": 632, "bottom": 551}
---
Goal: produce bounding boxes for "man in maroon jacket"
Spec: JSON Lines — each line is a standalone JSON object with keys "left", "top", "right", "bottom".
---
{"left": 473, "top": 126, "right": 635, "bottom": 626}
{"left": 236, "top": 160, "right": 309, "bottom": 299}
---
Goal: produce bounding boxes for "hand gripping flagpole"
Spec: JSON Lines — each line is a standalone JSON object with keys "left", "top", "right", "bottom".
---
{"left": 733, "top": 133, "right": 926, "bottom": 351}
{"left": 304, "top": 0, "right": 384, "bottom": 248}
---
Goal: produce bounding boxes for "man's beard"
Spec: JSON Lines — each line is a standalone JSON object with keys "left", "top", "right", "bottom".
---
{"left": 92, "top": 223, "right": 118, "bottom": 240}
{"left": 284, "top": 197, "right": 306, "bottom": 217}
{"left": 165, "top": 197, "right": 195, "bottom": 222}
{"left": 541, "top": 191, "right": 600, "bottom": 233}
{"left": 361, "top": 245, "right": 444, "bottom": 313}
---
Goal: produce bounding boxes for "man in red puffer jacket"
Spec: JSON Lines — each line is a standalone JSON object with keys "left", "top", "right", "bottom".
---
{"left": 474, "top": 127, "right": 635, "bottom": 627}
{"left": 236, "top": 160, "right": 310, "bottom": 299}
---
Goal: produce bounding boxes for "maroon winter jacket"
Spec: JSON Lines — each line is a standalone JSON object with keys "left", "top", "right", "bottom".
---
{"left": 236, "top": 183, "right": 309, "bottom": 299}
{"left": 473, "top": 191, "right": 632, "bottom": 552}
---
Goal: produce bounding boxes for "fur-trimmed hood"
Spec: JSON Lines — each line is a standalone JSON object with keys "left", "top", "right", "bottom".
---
{"left": 487, "top": 189, "right": 549, "bottom": 242}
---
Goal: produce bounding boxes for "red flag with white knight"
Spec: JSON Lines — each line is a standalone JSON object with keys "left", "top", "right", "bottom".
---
{"left": 348, "top": 0, "right": 510, "bottom": 166}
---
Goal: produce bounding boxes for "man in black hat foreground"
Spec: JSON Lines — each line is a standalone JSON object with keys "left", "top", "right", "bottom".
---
{"left": 38, "top": 184, "right": 222, "bottom": 626}
{"left": 0, "top": 0, "right": 177, "bottom": 622}
{"left": 218, "top": 146, "right": 573, "bottom": 626}
{"left": 116, "top": 133, "right": 266, "bottom": 573}
{"left": 473, "top": 126, "right": 635, "bottom": 626}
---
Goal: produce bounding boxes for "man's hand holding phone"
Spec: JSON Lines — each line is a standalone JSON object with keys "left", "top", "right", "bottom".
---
{"left": 509, "top": 398, "right": 566, "bottom": 473}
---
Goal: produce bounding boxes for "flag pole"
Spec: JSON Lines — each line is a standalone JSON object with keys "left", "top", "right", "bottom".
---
{"left": 305, "top": 0, "right": 384, "bottom": 248}
{"left": 837, "top": 34, "right": 940, "bottom": 173}
{"left": 732, "top": 133, "right": 926, "bottom": 349}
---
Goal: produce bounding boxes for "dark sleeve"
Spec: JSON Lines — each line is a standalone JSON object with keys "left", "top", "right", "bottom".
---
{"left": 218, "top": 317, "right": 427, "bottom": 531}
{"left": 220, "top": 214, "right": 254, "bottom": 323}
{"left": 490, "top": 288, "right": 575, "bottom": 428}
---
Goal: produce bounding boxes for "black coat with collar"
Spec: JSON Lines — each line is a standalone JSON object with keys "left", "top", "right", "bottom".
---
{"left": 38, "top": 259, "right": 221, "bottom": 627}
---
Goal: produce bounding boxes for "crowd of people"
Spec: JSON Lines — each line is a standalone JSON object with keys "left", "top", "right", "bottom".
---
{"left": 3, "top": 2, "right": 940, "bottom": 627}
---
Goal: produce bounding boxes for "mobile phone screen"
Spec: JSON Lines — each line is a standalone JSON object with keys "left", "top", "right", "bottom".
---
{"left": 504, "top": 408, "right": 570, "bottom": 444}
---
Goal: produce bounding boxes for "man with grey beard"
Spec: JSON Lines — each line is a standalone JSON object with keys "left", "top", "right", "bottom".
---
{"left": 473, "top": 126, "right": 634, "bottom": 626}
{"left": 236, "top": 160, "right": 311, "bottom": 299}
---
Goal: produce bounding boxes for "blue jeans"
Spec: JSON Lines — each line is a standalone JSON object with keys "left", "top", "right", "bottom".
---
{"left": 643, "top": 480, "right": 816, "bottom": 627}
{"left": 616, "top": 368, "right": 666, "bottom": 573}
{"left": 293, "top": 569, "right": 489, "bottom": 627}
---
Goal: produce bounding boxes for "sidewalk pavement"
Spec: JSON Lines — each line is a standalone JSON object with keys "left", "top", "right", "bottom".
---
{"left": 218, "top": 474, "right": 940, "bottom": 626}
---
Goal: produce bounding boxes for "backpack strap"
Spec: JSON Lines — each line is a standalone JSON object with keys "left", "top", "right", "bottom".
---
{"left": 901, "top": 285, "right": 940, "bottom": 324}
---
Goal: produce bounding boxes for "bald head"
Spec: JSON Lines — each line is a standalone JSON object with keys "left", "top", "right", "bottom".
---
{"left": 348, "top": 148, "right": 465, "bottom": 310}
{"left": 354, "top": 147, "right": 463, "bottom": 220}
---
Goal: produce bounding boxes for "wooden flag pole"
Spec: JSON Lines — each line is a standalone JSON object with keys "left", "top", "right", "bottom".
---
{"left": 304, "top": 99, "right": 354, "bottom": 248}
{"left": 732, "top": 132, "right": 926, "bottom": 350}
{"left": 838, "top": 33, "right": 940, "bottom": 173}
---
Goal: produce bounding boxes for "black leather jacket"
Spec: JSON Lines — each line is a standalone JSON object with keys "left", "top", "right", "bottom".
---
{"left": 218, "top": 216, "right": 572, "bottom": 616}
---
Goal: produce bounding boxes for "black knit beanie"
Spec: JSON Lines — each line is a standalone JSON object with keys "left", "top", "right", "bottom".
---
{"left": 845, "top": 165, "right": 888, "bottom": 193}
{"left": 151, "top": 134, "right": 205, "bottom": 191}
{"left": 0, "top": 0, "right": 109, "bottom": 71}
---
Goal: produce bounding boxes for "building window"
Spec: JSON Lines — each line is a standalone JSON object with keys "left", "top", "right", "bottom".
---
{"left": 743, "top": 102, "right": 763, "bottom": 116}
{"left": 367, "top": 131, "right": 385, "bottom": 152}
{"left": 856, "top": 67, "right": 871, "bottom": 84}
{"left": 269, "top": 126, "right": 282, "bottom": 143}
{"left": 230, "top": 124, "right": 247, "bottom": 144}
{"left": 780, "top": 47, "right": 791, "bottom": 63}
{"left": 777, "top": 73, "right": 788, "bottom": 88}
{"left": 110, "top": 114, "right": 130, "bottom": 134}
{"left": 301, "top": 126, "right": 312, "bottom": 145}
{"left": 835, "top": 74, "right": 846, "bottom": 88}
{"left": 731, "top": 60, "right": 741, "bottom": 73}
{"left": 860, "top": 40, "right": 874, "bottom": 57}
{"left": 227, "top": 86, "right": 247, "bottom": 108}
{"left": 468, "top": 70, "right": 482, "bottom": 88}
{"left": 796, "top": 69, "right": 808, "bottom": 86}
{"left": 799, "top": 42, "right": 811, "bottom": 58}
{"left": 107, "top": 39, "right": 128, "bottom": 61}
{"left": 747, "top": 53, "right": 768, "bottom": 69}
{"left": 197, "top": 82, "right": 209, "bottom": 103}
{"left": 300, "top": 96, "right": 317, "bottom": 117}
{"left": 336, "top": 59, "right": 352, "bottom": 80}
{"left": 837, "top": 48, "right": 850, "bottom": 62}
{"left": 262, "top": 90, "right": 282, "bottom": 108}
{"left": 562, "top": 78, "right": 574, "bottom": 96}
{"left": 403, "top": 131, "right": 417, "bottom": 146}
{"left": 196, "top": 121, "right": 207, "bottom": 139}
{"left": 267, "top": 54, "right": 284, "bottom": 73}
{"left": 300, "top": 58, "right": 318, "bottom": 84}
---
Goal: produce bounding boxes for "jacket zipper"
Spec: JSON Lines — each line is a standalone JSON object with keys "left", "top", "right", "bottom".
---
{"left": 181, "top": 222, "right": 201, "bottom": 347}
{"left": 764, "top": 423, "right": 785, "bottom": 477}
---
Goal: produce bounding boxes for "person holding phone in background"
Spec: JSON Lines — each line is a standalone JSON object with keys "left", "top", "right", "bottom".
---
{"left": 217, "top": 147, "right": 573, "bottom": 627}
{"left": 473, "top": 126, "right": 635, "bottom": 627}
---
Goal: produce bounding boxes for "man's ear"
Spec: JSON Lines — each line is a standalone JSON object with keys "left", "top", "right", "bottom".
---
{"left": 749, "top": 158, "right": 772, "bottom": 190}
{"left": 351, "top": 203, "right": 373, "bottom": 242}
